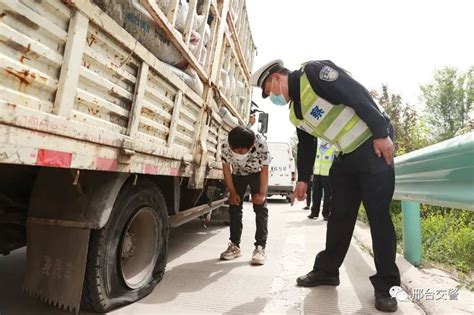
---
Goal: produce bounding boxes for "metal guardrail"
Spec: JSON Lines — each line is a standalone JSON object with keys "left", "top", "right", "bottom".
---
{"left": 394, "top": 132, "right": 474, "bottom": 265}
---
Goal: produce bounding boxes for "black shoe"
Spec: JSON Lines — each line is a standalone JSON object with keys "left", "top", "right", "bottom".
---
{"left": 307, "top": 214, "right": 318, "bottom": 219}
{"left": 303, "top": 206, "right": 310, "bottom": 210}
{"left": 296, "top": 270, "right": 340, "bottom": 287}
{"left": 374, "top": 291, "right": 398, "bottom": 312}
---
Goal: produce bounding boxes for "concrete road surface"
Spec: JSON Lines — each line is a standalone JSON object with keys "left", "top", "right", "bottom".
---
{"left": 0, "top": 198, "right": 423, "bottom": 314}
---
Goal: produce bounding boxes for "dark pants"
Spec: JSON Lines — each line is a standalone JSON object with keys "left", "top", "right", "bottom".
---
{"left": 310, "top": 175, "right": 331, "bottom": 218}
{"left": 313, "top": 134, "right": 401, "bottom": 293}
{"left": 229, "top": 172, "right": 268, "bottom": 247}
{"left": 306, "top": 176, "right": 313, "bottom": 207}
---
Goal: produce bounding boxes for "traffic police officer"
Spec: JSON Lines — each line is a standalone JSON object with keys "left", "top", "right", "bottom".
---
{"left": 250, "top": 59, "right": 400, "bottom": 312}
{"left": 308, "top": 139, "right": 336, "bottom": 220}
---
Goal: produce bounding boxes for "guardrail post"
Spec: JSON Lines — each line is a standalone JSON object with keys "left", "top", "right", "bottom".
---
{"left": 402, "top": 201, "right": 422, "bottom": 266}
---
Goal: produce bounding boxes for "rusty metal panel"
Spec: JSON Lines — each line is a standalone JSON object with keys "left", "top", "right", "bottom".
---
{"left": 138, "top": 68, "right": 175, "bottom": 145}
{"left": 73, "top": 22, "right": 139, "bottom": 134}
{"left": 207, "top": 118, "right": 220, "bottom": 162}
{"left": 0, "top": 0, "right": 69, "bottom": 113}
{"left": 175, "top": 95, "right": 201, "bottom": 151}
{"left": 24, "top": 222, "right": 90, "bottom": 312}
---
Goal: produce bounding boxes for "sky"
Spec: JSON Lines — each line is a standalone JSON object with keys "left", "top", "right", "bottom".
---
{"left": 245, "top": 0, "right": 474, "bottom": 143}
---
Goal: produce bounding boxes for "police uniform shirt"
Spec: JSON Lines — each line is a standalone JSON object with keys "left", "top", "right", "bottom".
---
{"left": 289, "top": 60, "right": 391, "bottom": 183}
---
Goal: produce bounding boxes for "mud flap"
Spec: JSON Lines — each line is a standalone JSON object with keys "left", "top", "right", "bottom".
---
{"left": 23, "top": 221, "right": 90, "bottom": 313}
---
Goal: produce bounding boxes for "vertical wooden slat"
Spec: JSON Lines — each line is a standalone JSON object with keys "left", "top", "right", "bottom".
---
{"left": 127, "top": 63, "right": 149, "bottom": 137}
{"left": 209, "top": 0, "right": 231, "bottom": 84}
{"left": 167, "top": 91, "right": 183, "bottom": 147}
{"left": 184, "top": 0, "right": 198, "bottom": 45}
{"left": 216, "top": 125, "right": 223, "bottom": 161}
{"left": 204, "top": 4, "right": 220, "bottom": 73}
{"left": 188, "top": 0, "right": 231, "bottom": 188}
{"left": 196, "top": 0, "right": 211, "bottom": 60}
{"left": 166, "top": 0, "right": 180, "bottom": 26}
{"left": 54, "top": 11, "right": 88, "bottom": 117}
{"left": 236, "top": 2, "right": 246, "bottom": 41}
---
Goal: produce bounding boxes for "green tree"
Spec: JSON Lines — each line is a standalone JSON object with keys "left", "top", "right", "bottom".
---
{"left": 371, "top": 85, "right": 429, "bottom": 155}
{"left": 420, "top": 66, "right": 474, "bottom": 141}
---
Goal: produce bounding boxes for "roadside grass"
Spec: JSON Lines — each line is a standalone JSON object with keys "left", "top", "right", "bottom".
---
{"left": 357, "top": 201, "right": 474, "bottom": 291}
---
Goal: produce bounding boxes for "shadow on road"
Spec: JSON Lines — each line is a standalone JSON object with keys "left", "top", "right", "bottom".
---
{"left": 139, "top": 258, "right": 249, "bottom": 305}
{"left": 223, "top": 296, "right": 269, "bottom": 314}
{"left": 303, "top": 286, "right": 340, "bottom": 314}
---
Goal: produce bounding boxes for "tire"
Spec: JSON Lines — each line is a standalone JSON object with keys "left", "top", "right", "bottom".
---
{"left": 81, "top": 179, "right": 169, "bottom": 312}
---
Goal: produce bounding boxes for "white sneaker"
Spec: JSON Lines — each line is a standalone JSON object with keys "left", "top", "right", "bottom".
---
{"left": 251, "top": 245, "right": 266, "bottom": 265}
{"left": 220, "top": 242, "right": 242, "bottom": 260}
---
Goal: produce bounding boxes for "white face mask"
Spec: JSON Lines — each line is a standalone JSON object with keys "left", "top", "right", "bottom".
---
{"left": 232, "top": 151, "right": 249, "bottom": 162}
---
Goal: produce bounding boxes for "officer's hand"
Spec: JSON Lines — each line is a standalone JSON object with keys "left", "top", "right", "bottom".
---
{"left": 228, "top": 192, "right": 241, "bottom": 205}
{"left": 252, "top": 192, "right": 266, "bottom": 205}
{"left": 373, "top": 137, "right": 395, "bottom": 165}
{"left": 291, "top": 181, "right": 308, "bottom": 206}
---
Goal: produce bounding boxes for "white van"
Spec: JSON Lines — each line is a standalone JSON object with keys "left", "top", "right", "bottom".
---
{"left": 268, "top": 142, "right": 296, "bottom": 201}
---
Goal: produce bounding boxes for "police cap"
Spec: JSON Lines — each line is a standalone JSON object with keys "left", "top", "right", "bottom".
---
{"left": 250, "top": 59, "right": 284, "bottom": 98}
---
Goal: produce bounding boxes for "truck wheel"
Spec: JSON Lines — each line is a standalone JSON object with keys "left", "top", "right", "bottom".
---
{"left": 81, "top": 179, "right": 169, "bottom": 312}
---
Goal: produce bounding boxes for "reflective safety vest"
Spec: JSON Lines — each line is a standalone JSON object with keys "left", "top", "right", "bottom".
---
{"left": 289, "top": 70, "right": 373, "bottom": 154}
{"left": 314, "top": 145, "right": 335, "bottom": 176}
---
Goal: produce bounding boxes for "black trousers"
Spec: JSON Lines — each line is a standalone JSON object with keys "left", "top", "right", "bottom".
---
{"left": 313, "top": 135, "right": 401, "bottom": 293}
{"left": 310, "top": 175, "right": 331, "bottom": 218}
{"left": 229, "top": 172, "right": 268, "bottom": 247}
{"left": 306, "top": 176, "right": 313, "bottom": 207}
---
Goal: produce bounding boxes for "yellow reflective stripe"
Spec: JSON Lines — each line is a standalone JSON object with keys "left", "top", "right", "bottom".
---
{"left": 300, "top": 74, "right": 317, "bottom": 108}
{"left": 333, "top": 115, "right": 360, "bottom": 143}
{"left": 295, "top": 67, "right": 374, "bottom": 154}
{"left": 323, "top": 106, "right": 355, "bottom": 140}
{"left": 317, "top": 105, "right": 345, "bottom": 134}
{"left": 315, "top": 160, "right": 332, "bottom": 175}
{"left": 314, "top": 146, "right": 335, "bottom": 176}
{"left": 289, "top": 102, "right": 301, "bottom": 124}
{"left": 343, "top": 129, "right": 372, "bottom": 153}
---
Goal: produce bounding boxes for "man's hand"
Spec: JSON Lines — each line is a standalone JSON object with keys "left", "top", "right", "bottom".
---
{"left": 228, "top": 192, "right": 241, "bottom": 205}
{"left": 291, "top": 181, "right": 308, "bottom": 206}
{"left": 373, "top": 136, "right": 395, "bottom": 165}
{"left": 252, "top": 192, "right": 266, "bottom": 205}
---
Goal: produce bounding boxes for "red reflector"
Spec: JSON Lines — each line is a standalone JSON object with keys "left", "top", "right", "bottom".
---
{"left": 96, "top": 157, "right": 118, "bottom": 171}
{"left": 36, "top": 149, "right": 72, "bottom": 168}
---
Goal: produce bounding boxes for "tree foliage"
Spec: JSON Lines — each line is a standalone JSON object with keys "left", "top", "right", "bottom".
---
{"left": 371, "top": 85, "right": 429, "bottom": 155}
{"left": 420, "top": 66, "right": 474, "bottom": 141}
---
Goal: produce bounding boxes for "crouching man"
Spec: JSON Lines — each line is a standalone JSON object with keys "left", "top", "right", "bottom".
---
{"left": 220, "top": 126, "right": 270, "bottom": 265}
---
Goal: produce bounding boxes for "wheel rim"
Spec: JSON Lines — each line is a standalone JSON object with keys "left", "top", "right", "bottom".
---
{"left": 120, "top": 207, "right": 159, "bottom": 289}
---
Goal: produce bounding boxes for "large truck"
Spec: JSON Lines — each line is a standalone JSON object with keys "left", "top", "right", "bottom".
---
{"left": 0, "top": 0, "right": 260, "bottom": 312}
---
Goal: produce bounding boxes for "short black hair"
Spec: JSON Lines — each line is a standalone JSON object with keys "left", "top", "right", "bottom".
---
{"left": 228, "top": 126, "right": 255, "bottom": 149}
{"left": 275, "top": 67, "right": 290, "bottom": 75}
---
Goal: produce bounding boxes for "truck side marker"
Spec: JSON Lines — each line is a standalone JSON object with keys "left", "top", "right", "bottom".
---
{"left": 36, "top": 149, "right": 72, "bottom": 168}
